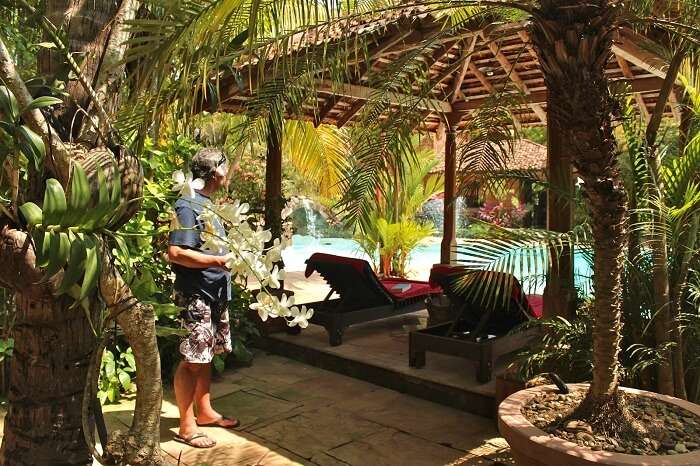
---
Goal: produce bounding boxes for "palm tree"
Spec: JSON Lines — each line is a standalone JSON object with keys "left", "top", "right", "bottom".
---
{"left": 527, "top": 0, "right": 630, "bottom": 425}
{"left": 619, "top": 84, "right": 700, "bottom": 399}
{"left": 0, "top": 2, "right": 165, "bottom": 464}
{"left": 353, "top": 145, "right": 443, "bottom": 276}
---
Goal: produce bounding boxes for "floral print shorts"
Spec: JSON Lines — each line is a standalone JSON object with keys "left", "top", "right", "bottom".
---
{"left": 174, "top": 292, "right": 232, "bottom": 364}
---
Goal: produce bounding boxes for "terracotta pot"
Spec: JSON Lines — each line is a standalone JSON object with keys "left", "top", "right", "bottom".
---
{"left": 495, "top": 375, "right": 526, "bottom": 408}
{"left": 498, "top": 383, "right": 700, "bottom": 466}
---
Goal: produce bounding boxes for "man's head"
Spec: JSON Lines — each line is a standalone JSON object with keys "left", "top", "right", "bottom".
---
{"left": 191, "top": 147, "right": 228, "bottom": 192}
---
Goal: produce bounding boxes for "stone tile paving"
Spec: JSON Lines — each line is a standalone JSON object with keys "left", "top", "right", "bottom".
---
{"left": 100, "top": 350, "right": 512, "bottom": 466}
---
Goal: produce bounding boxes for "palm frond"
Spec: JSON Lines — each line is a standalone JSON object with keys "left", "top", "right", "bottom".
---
{"left": 283, "top": 120, "right": 350, "bottom": 197}
{"left": 454, "top": 223, "right": 593, "bottom": 307}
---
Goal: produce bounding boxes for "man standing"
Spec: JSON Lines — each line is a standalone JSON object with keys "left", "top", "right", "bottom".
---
{"left": 168, "top": 147, "right": 239, "bottom": 448}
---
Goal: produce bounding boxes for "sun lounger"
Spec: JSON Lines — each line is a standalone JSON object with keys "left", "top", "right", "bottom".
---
{"left": 408, "top": 264, "right": 542, "bottom": 383}
{"left": 302, "top": 253, "right": 442, "bottom": 346}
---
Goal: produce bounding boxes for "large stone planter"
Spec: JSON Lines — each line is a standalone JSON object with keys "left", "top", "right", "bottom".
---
{"left": 498, "top": 383, "right": 700, "bottom": 466}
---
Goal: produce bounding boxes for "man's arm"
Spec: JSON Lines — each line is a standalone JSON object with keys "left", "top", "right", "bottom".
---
{"left": 168, "top": 245, "right": 231, "bottom": 269}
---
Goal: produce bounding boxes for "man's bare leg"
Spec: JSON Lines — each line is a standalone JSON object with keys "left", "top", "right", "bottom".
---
{"left": 174, "top": 361, "right": 216, "bottom": 447}
{"left": 194, "top": 362, "right": 238, "bottom": 427}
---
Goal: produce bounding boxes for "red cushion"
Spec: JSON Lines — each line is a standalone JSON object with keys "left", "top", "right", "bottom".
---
{"left": 379, "top": 278, "right": 442, "bottom": 300}
{"left": 429, "top": 264, "right": 467, "bottom": 287}
{"left": 526, "top": 294, "right": 543, "bottom": 319}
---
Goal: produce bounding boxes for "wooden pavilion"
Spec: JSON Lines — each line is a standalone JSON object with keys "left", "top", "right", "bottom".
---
{"left": 212, "top": 8, "right": 680, "bottom": 317}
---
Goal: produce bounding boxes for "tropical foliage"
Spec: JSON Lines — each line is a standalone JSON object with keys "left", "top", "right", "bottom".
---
{"left": 354, "top": 143, "right": 442, "bottom": 276}
{"left": 1, "top": 0, "right": 700, "bottom": 463}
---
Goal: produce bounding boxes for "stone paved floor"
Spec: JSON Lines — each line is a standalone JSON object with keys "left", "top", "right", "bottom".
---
{"left": 266, "top": 271, "right": 506, "bottom": 398}
{"left": 102, "top": 350, "right": 513, "bottom": 466}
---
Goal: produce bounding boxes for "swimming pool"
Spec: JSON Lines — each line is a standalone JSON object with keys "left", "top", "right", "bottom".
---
{"left": 282, "top": 235, "right": 593, "bottom": 295}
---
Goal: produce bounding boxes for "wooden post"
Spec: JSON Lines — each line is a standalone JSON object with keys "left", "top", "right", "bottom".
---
{"left": 440, "top": 122, "right": 458, "bottom": 264}
{"left": 265, "top": 117, "right": 285, "bottom": 284}
{"left": 543, "top": 105, "right": 575, "bottom": 319}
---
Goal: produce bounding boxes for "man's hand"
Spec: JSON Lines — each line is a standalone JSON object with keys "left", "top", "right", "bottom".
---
{"left": 218, "top": 252, "right": 235, "bottom": 271}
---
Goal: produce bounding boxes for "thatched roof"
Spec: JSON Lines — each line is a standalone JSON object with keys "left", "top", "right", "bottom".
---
{"left": 216, "top": 10, "right": 679, "bottom": 132}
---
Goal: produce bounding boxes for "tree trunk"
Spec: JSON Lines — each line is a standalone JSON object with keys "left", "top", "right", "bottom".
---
{"left": 40, "top": 0, "right": 124, "bottom": 141}
{"left": 531, "top": 1, "right": 629, "bottom": 429}
{"left": 99, "top": 258, "right": 168, "bottom": 465}
{"left": 644, "top": 47, "right": 686, "bottom": 397}
{"left": 0, "top": 294, "right": 95, "bottom": 466}
{"left": 1, "top": 0, "right": 162, "bottom": 458}
{"left": 669, "top": 213, "right": 699, "bottom": 399}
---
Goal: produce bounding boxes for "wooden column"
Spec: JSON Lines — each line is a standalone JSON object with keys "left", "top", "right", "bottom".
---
{"left": 265, "top": 117, "right": 284, "bottom": 283}
{"left": 543, "top": 104, "right": 575, "bottom": 319}
{"left": 440, "top": 123, "right": 458, "bottom": 264}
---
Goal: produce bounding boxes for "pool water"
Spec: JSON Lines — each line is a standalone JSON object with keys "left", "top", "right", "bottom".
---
{"left": 282, "top": 235, "right": 593, "bottom": 295}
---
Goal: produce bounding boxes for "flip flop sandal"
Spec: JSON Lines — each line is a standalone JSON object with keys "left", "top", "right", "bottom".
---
{"left": 196, "top": 415, "right": 241, "bottom": 429}
{"left": 173, "top": 432, "right": 216, "bottom": 449}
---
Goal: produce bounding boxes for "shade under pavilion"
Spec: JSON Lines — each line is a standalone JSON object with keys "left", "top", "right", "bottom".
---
{"left": 212, "top": 9, "right": 681, "bottom": 318}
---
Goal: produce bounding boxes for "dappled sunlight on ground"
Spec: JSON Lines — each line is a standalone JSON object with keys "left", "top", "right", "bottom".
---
{"left": 98, "top": 351, "right": 513, "bottom": 465}
{"left": 0, "top": 349, "right": 511, "bottom": 465}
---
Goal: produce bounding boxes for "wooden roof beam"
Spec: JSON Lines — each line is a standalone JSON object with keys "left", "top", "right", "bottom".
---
{"left": 336, "top": 100, "right": 365, "bottom": 127}
{"left": 612, "top": 32, "right": 668, "bottom": 79}
{"left": 375, "top": 29, "right": 480, "bottom": 58}
{"left": 516, "top": 30, "right": 539, "bottom": 61}
{"left": 314, "top": 95, "right": 339, "bottom": 127}
{"left": 450, "top": 36, "right": 478, "bottom": 103}
{"left": 355, "top": 30, "right": 414, "bottom": 80}
{"left": 615, "top": 53, "right": 651, "bottom": 122}
{"left": 468, "top": 61, "right": 495, "bottom": 93}
{"left": 480, "top": 31, "right": 547, "bottom": 123}
{"left": 315, "top": 80, "right": 453, "bottom": 113}
{"left": 427, "top": 43, "right": 475, "bottom": 98}
{"left": 453, "top": 76, "right": 667, "bottom": 112}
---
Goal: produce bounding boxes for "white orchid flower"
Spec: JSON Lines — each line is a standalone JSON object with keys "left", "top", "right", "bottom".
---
{"left": 255, "top": 227, "right": 273, "bottom": 245}
{"left": 265, "top": 239, "right": 283, "bottom": 268}
{"left": 172, "top": 170, "right": 205, "bottom": 198}
{"left": 288, "top": 305, "right": 314, "bottom": 328}
{"left": 277, "top": 293, "right": 294, "bottom": 311}
{"left": 263, "top": 265, "right": 284, "bottom": 289}
{"left": 200, "top": 231, "right": 228, "bottom": 254}
{"left": 250, "top": 292, "right": 277, "bottom": 321}
{"left": 216, "top": 200, "right": 250, "bottom": 225}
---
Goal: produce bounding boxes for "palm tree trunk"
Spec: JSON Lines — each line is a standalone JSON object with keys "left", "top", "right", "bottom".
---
{"left": 40, "top": 0, "right": 124, "bottom": 141}
{"left": 669, "top": 213, "right": 699, "bottom": 399}
{"left": 0, "top": 295, "right": 95, "bottom": 466}
{"left": 644, "top": 47, "right": 686, "bottom": 397}
{"left": 531, "top": 1, "right": 629, "bottom": 427}
{"left": 1, "top": 2, "right": 164, "bottom": 463}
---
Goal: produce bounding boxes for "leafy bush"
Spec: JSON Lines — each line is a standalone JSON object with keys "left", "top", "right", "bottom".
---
{"left": 355, "top": 216, "right": 435, "bottom": 277}
{"left": 98, "top": 346, "right": 136, "bottom": 404}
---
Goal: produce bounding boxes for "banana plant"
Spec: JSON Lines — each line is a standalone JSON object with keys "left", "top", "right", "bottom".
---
{"left": 18, "top": 161, "right": 122, "bottom": 312}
